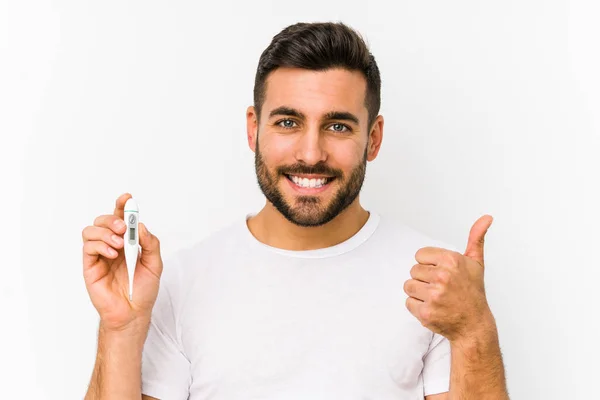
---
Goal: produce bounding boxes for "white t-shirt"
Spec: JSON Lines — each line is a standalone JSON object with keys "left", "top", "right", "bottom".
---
{"left": 141, "top": 211, "right": 458, "bottom": 400}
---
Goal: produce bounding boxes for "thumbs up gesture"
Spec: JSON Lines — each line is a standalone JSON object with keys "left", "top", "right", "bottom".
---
{"left": 403, "top": 215, "right": 496, "bottom": 342}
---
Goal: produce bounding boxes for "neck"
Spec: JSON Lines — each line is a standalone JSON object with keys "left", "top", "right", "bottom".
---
{"left": 246, "top": 198, "right": 370, "bottom": 251}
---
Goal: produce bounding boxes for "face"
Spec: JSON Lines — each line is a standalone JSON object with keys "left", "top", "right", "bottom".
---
{"left": 247, "top": 67, "right": 383, "bottom": 227}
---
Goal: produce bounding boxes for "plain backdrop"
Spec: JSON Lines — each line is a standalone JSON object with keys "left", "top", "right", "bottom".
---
{"left": 2, "top": 0, "right": 599, "bottom": 399}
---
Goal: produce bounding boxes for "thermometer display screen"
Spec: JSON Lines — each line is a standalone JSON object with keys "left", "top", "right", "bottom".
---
{"left": 129, "top": 227, "right": 135, "bottom": 241}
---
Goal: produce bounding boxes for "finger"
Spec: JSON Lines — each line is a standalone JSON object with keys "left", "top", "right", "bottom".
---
{"left": 415, "top": 246, "right": 446, "bottom": 266}
{"left": 82, "top": 225, "right": 125, "bottom": 249}
{"left": 138, "top": 222, "right": 163, "bottom": 276}
{"left": 113, "top": 193, "right": 132, "bottom": 220}
{"left": 138, "top": 222, "right": 160, "bottom": 257}
{"left": 403, "top": 278, "right": 430, "bottom": 301}
{"left": 410, "top": 263, "right": 436, "bottom": 283}
{"left": 82, "top": 239, "right": 119, "bottom": 268}
{"left": 405, "top": 296, "right": 424, "bottom": 320}
{"left": 93, "top": 214, "right": 128, "bottom": 235}
{"left": 464, "top": 215, "right": 493, "bottom": 267}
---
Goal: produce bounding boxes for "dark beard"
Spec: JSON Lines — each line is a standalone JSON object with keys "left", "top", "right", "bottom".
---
{"left": 254, "top": 135, "right": 368, "bottom": 227}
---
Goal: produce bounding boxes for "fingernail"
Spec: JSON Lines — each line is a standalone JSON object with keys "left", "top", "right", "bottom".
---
{"left": 114, "top": 219, "right": 125, "bottom": 229}
{"left": 112, "top": 234, "right": 122, "bottom": 245}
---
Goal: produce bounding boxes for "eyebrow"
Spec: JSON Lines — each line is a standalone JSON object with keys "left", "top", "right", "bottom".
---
{"left": 268, "top": 106, "right": 360, "bottom": 125}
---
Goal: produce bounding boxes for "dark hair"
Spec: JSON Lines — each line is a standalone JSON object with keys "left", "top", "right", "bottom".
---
{"left": 253, "top": 21, "right": 381, "bottom": 130}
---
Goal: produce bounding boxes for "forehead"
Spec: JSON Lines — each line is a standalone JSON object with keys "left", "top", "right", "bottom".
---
{"left": 262, "top": 67, "right": 368, "bottom": 119}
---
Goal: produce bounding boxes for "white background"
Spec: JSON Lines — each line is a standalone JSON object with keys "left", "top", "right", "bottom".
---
{"left": 2, "top": 0, "right": 599, "bottom": 399}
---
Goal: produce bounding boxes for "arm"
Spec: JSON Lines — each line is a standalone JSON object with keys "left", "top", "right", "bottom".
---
{"left": 405, "top": 216, "right": 509, "bottom": 399}
{"left": 424, "top": 315, "right": 507, "bottom": 400}
{"left": 84, "top": 320, "right": 151, "bottom": 400}
{"left": 448, "top": 314, "right": 508, "bottom": 399}
{"left": 81, "top": 194, "right": 166, "bottom": 399}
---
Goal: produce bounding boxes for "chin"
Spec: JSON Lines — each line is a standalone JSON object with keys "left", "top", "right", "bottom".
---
{"left": 282, "top": 198, "right": 340, "bottom": 227}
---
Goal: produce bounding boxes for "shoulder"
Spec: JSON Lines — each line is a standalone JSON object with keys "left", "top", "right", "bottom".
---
{"left": 371, "top": 212, "right": 461, "bottom": 255}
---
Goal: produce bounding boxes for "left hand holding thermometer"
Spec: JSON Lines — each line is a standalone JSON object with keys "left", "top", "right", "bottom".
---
{"left": 81, "top": 192, "right": 164, "bottom": 332}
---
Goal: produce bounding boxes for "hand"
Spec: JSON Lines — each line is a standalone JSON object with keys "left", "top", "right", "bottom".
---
{"left": 403, "top": 215, "right": 495, "bottom": 342}
{"left": 81, "top": 193, "right": 163, "bottom": 332}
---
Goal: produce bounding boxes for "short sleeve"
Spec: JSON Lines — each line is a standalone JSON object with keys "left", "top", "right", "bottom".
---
{"left": 422, "top": 332, "right": 451, "bottom": 396}
{"left": 141, "top": 252, "right": 191, "bottom": 400}
{"left": 420, "top": 240, "right": 457, "bottom": 396}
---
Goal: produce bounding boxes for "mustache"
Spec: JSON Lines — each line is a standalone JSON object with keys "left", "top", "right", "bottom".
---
{"left": 277, "top": 163, "right": 343, "bottom": 178}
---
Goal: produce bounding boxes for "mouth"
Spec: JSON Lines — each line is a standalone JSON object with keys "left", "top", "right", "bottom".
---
{"left": 284, "top": 174, "right": 336, "bottom": 193}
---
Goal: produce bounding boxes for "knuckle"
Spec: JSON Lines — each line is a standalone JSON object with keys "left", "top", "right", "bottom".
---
{"left": 414, "top": 248, "right": 422, "bottom": 260}
{"left": 415, "top": 247, "right": 430, "bottom": 261}
{"left": 405, "top": 297, "right": 414, "bottom": 313}
{"left": 443, "top": 251, "right": 459, "bottom": 268}
{"left": 107, "top": 232, "right": 119, "bottom": 245}
{"left": 93, "top": 215, "right": 103, "bottom": 226}
{"left": 82, "top": 241, "right": 92, "bottom": 253}
{"left": 150, "top": 235, "right": 160, "bottom": 248}
{"left": 425, "top": 264, "right": 435, "bottom": 278}
{"left": 420, "top": 307, "right": 432, "bottom": 324}
{"left": 436, "top": 269, "right": 451, "bottom": 285}
{"left": 403, "top": 280, "right": 413, "bottom": 295}
{"left": 429, "top": 289, "right": 442, "bottom": 304}
{"left": 409, "top": 264, "right": 419, "bottom": 278}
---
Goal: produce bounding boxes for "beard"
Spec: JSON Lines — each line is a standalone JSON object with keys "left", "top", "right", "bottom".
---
{"left": 254, "top": 135, "right": 368, "bottom": 227}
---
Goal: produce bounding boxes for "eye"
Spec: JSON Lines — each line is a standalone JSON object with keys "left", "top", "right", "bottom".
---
{"left": 276, "top": 119, "right": 298, "bottom": 129}
{"left": 328, "top": 123, "right": 351, "bottom": 133}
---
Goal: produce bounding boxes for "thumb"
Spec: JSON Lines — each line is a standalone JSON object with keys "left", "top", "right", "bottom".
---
{"left": 464, "top": 215, "right": 493, "bottom": 267}
{"left": 138, "top": 223, "right": 163, "bottom": 272}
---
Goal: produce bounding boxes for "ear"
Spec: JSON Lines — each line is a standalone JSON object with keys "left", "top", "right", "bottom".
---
{"left": 366, "top": 115, "right": 384, "bottom": 161}
{"left": 246, "top": 106, "right": 258, "bottom": 153}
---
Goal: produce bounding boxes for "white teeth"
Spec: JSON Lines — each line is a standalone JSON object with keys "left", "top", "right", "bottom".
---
{"left": 290, "top": 175, "right": 329, "bottom": 188}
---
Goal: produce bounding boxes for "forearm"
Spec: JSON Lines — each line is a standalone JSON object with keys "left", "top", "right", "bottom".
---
{"left": 85, "top": 319, "right": 150, "bottom": 400}
{"left": 449, "top": 314, "right": 509, "bottom": 400}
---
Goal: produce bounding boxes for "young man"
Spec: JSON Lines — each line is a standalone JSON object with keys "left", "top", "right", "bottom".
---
{"left": 82, "top": 22, "right": 509, "bottom": 399}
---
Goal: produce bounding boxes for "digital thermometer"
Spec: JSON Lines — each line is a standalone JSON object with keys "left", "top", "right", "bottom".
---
{"left": 123, "top": 198, "right": 140, "bottom": 301}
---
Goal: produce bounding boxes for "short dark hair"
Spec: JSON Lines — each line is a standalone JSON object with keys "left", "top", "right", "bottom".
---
{"left": 253, "top": 21, "right": 381, "bottom": 130}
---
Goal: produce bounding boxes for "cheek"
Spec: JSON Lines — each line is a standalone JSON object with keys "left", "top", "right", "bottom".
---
{"left": 259, "top": 134, "right": 297, "bottom": 161}
{"left": 328, "top": 140, "right": 364, "bottom": 169}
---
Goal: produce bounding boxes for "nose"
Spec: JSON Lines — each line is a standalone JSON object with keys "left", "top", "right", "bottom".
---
{"left": 294, "top": 128, "right": 327, "bottom": 165}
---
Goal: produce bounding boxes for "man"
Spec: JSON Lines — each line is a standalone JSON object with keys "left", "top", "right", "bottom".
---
{"left": 82, "top": 22, "right": 509, "bottom": 399}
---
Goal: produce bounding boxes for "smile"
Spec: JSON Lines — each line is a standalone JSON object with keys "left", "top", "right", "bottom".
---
{"left": 284, "top": 174, "right": 336, "bottom": 192}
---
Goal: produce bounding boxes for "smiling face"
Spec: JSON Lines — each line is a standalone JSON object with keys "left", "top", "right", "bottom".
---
{"left": 247, "top": 67, "right": 383, "bottom": 227}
